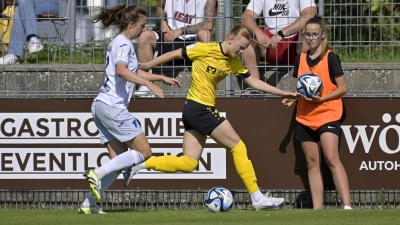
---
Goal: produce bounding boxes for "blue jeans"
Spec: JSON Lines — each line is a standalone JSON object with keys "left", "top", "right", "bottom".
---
{"left": 8, "top": 0, "right": 59, "bottom": 57}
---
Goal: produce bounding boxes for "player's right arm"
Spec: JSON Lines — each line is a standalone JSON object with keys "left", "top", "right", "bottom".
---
{"left": 139, "top": 49, "right": 184, "bottom": 71}
{"left": 241, "top": 1, "right": 266, "bottom": 43}
{"left": 157, "top": 0, "right": 169, "bottom": 33}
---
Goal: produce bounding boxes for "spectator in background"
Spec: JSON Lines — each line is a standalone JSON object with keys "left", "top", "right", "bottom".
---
{"left": 282, "top": 15, "right": 352, "bottom": 210}
{"left": 0, "top": 0, "right": 59, "bottom": 64}
{"left": 134, "top": 0, "right": 216, "bottom": 95}
{"left": 240, "top": 0, "right": 316, "bottom": 92}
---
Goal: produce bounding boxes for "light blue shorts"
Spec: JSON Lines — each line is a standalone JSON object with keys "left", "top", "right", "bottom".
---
{"left": 91, "top": 100, "right": 143, "bottom": 145}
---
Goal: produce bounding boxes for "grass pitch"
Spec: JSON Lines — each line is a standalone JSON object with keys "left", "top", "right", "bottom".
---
{"left": 1, "top": 209, "right": 400, "bottom": 225}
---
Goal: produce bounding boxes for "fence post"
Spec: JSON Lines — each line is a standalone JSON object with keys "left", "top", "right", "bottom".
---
{"left": 318, "top": 0, "right": 324, "bottom": 16}
{"left": 224, "top": 0, "right": 235, "bottom": 96}
{"left": 69, "top": 0, "right": 76, "bottom": 60}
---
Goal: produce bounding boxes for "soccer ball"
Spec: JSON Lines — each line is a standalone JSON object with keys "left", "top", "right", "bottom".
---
{"left": 296, "top": 72, "right": 323, "bottom": 98}
{"left": 204, "top": 186, "right": 234, "bottom": 213}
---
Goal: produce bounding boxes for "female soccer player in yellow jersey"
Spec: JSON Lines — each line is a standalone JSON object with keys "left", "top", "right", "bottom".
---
{"left": 125, "top": 25, "right": 302, "bottom": 210}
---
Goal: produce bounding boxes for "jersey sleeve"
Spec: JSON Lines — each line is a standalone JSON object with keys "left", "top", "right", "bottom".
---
{"left": 229, "top": 57, "right": 249, "bottom": 77}
{"left": 246, "top": 0, "right": 264, "bottom": 15}
{"left": 114, "top": 41, "right": 132, "bottom": 66}
{"left": 184, "top": 42, "right": 209, "bottom": 61}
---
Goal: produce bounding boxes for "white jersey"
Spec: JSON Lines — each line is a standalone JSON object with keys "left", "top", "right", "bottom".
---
{"left": 95, "top": 34, "right": 138, "bottom": 108}
{"left": 246, "top": 0, "right": 316, "bottom": 37}
{"left": 164, "top": 0, "right": 208, "bottom": 40}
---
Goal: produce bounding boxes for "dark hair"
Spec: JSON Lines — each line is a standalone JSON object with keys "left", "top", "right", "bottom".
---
{"left": 226, "top": 25, "right": 270, "bottom": 49}
{"left": 92, "top": 4, "right": 147, "bottom": 34}
{"left": 305, "top": 15, "right": 329, "bottom": 59}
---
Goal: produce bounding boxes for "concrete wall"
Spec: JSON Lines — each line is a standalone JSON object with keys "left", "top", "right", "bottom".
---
{"left": 0, "top": 63, "right": 399, "bottom": 98}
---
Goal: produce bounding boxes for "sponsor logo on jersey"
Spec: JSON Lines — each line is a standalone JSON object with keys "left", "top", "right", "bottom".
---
{"left": 268, "top": 4, "right": 289, "bottom": 16}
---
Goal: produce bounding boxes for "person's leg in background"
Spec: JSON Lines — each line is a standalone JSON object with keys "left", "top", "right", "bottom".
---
{"left": 135, "top": 30, "right": 158, "bottom": 96}
{"left": 0, "top": 2, "right": 23, "bottom": 64}
{"left": 29, "top": 0, "right": 59, "bottom": 54}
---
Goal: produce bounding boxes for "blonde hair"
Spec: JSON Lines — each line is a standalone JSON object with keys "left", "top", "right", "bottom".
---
{"left": 92, "top": 4, "right": 147, "bottom": 34}
{"left": 226, "top": 25, "right": 270, "bottom": 49}
{"left": 305, "top": 15, "right": 329, "bottom": 59}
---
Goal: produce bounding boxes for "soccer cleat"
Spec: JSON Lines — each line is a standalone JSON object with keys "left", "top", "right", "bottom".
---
{"left": 78, "top": 205, "right": 106, "bottom": 214}
{"left": 252, "top": 191, "right": 285, "bottom": 211}
{"left": 0, "top": 54, "right": 20, "bottom": 65}
{"left": 83, "top": 170, "right": 101, "bottom": 201}
{"left": 123, "top": 165, "right": 140, "bottom": 188}
{"left": 28, "top": 39, "right": 44, "bottom": 54}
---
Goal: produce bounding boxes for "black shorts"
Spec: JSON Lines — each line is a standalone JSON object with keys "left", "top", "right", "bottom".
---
{"left": 182, "top": 100, "right": 226, "bottom": 135}
{"left": 296, "top": 121, "right": 341, "bottom": 142}
{"left": 156, "top": 31, "right": 195, "bottom": 66}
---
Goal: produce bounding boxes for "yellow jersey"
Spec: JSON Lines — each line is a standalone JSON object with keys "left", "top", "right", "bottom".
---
{"left": 183, "top": 42, "right": 249, "bottom": 106}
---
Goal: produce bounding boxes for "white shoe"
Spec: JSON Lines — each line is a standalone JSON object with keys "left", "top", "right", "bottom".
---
{"left": 133, "top": 85, "right": 155, "bottom": 98}
{"left": 123, "top": 165, "right": 140, "bottom": 188}
{"left": 344, "top": 206, "right": 353, "bottom": 210}
{"left": 28, "top": 39, "right": 44, "bottom": 54}
{"left": 0, "top": 54, "right": 20, "bottom": 64}
{"left": 252, "top": 191, "right": 284, "bottom": 211}
{"left": 78, "top": 204, "right": 106, "bottom": 214}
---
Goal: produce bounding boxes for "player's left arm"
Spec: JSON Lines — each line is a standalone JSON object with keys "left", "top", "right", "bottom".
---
{"left": 139, "top": 49, "right": 184, "bottom": 71}
{"left": 244, "top": 75, "right": 300, "bottom": 99}
{"left": 314, "top": 74, "right": 347, "bottom": 102}
{"left": 279, "top": 6, "right": 316, "bottom": 38}
{"left": 137, "top": 70, "right": 181, "bottom": 87}
{"left": 185, "top": 0, "right": 216, "bottom": 34}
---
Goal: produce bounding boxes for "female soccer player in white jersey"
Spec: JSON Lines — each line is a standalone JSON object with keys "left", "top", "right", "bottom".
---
{"left": 124, "top": 25, "right": 302, "bottom": 210}
{"left": 79, "top": 4, "right": 180, "bottom": 214}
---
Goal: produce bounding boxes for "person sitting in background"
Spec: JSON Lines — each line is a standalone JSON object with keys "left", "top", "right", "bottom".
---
{"left": 135, "top": 0, "right": 216, "bottom": 95}
{"left": 0, "top": 0, "right": 59, "bottom": 64}
{"left": 240, "top": 0, "right": 316, "bottom": 92}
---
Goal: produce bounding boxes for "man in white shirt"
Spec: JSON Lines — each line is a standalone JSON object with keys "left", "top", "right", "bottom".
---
{"left": 134, "top": 0, "right": 216, "bottom": 95}
{"left": 240, "top": 0, "right": 316, "bottom": 91}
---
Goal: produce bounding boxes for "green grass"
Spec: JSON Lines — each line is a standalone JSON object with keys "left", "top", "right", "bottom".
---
{"left": 1, "top": 209, "right": 400, "bottom": 225}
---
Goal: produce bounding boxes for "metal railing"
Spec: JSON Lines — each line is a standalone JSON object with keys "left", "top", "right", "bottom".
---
{"left": 1, "top": 189, "right": 400, "bottom": 210}
{"left": 0, "top": 0, "right": 399, "bottom": 97}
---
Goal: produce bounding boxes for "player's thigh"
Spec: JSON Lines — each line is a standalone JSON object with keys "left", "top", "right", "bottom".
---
{"left": 301, "top": 141, "right": 320, "bottom": 165}
{"left": 125, "top": 132, "right": 152, "bottom": 159}
{"left": 320, "top": 132, "right": 340, "bottom": 163}
{"left": 182, "top": 130, "right": 207, "bottom": 161}
{"left": 209, "top": 120, "right": 240, "bottom": 150}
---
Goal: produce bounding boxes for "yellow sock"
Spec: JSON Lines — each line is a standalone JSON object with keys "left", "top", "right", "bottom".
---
{"left": 231, "top": 140, "right": 259, "bottom": 194}
{"left": 145, "top": 155, "right": 198, "bottom": 173}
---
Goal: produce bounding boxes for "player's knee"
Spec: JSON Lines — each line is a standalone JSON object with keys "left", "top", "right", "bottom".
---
{"left": 137, "top": 30, "right": 154, "bottom": 42}
{"left": 181, "top": 155, "right": 198, "bottom": 172}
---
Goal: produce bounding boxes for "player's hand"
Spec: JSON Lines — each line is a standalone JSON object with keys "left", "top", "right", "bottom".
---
{"left": 304, "top": 94, "right": 322, "bottom": 102}
{"left": 282, "top": 98, "right": 296, "bottom": 108}
{"left": 162, "top": 76, "right": 181, "bottom": 88}
{"left": 139, "top": 62, "right": 152, "bottom": 71}
{"left": 268, "top": 34, "right": 283, "bottom": 51}
{"left": 282, "top": 92, "right": 304, "bottom": 99}
{"left": 146, "top": 82, "right": 164, "bottom": 99}
{"left": 164, "top": 29, "right": 181, "bottom": 42}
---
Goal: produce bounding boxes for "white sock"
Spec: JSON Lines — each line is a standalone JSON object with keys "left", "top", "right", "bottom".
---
{"left": 250, "top": 190, "right": 263, "bottom": 203}
{"left": 136, "top": 162, "right": 146, "bottom": 170}
{"left": 94, "top": 150, "right": 144, "bottom": 180}
{"left": 344, "top": 205, "right": 353, "bottom": 210}
{"left": 81, "top": 170, "right": 120, "bottom": 207}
